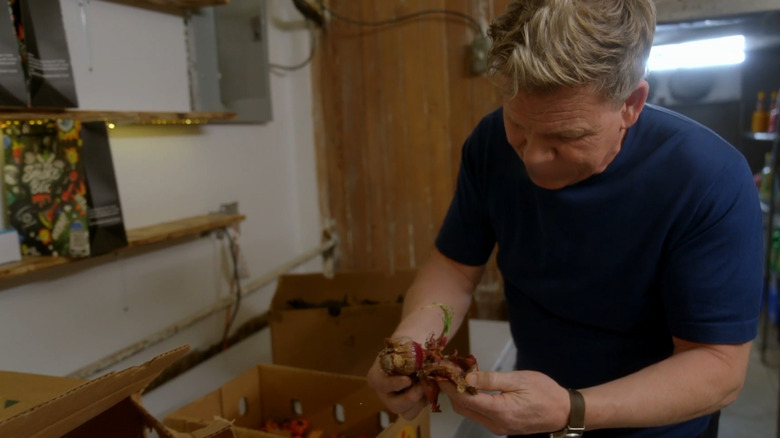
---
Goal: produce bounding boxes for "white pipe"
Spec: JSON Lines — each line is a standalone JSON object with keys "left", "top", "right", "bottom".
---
{"left": 66, "top": 237, "right": 338, "bottom": 379}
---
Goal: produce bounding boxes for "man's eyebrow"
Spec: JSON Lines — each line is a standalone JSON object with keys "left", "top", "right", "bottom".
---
{"left": 550, "top": 126, "right": 598, "bottom": 138}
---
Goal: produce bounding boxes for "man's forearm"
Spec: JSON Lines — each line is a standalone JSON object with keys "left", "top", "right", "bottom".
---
{"left": 581, "top": 341, "right": 751, "bottom": 430}
{"left": 392, "top": 249, "right": 483, "bottom": 344}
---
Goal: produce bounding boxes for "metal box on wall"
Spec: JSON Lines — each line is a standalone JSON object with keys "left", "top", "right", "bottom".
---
{"left": 186, "top": 0, "right": 272, "bottom": 123}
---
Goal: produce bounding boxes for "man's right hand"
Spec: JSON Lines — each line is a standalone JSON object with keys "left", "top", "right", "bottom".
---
{"left": 366, "top": 357, "right": 428, "bottom": 420}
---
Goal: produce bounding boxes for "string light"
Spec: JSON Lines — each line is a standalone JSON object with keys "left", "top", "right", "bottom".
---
{"left": 0, "top": 117, "right": 212, "bottom": 128}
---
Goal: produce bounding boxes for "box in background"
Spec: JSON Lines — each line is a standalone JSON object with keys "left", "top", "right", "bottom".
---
{"left": 164, "top": 363, "right": 430, "bottom": 438}
{"left": 0, "top": 0, "right": 27, "bottom": 107}
{"left": 269, "top": 269, "right": 471, "bottom": 377}
{"left": 0, "top": 345, "right": 235, "bottom": 438}
{"left": 9, "top": 0, "right": 78, "bottom": 108}
{"left": 0, "top": 228, "right": 20, "bottom": 265}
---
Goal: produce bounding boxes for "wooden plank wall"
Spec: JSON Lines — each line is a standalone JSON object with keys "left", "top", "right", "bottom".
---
{"left": 311, "top": 0, "right": 509, "bottom": 318}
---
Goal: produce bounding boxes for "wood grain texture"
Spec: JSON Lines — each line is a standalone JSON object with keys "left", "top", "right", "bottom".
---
{"left": 98, "top": 0, "right": 228, "bottom": 12}
{"left": 0, "top": 109, "right": 235, "bottom": 124}
{"left": 126, "top": 213, "right": 245, "bottom": 247}
{"left": 312, "top": 0, "right": 509, "bottom": 311}
{"left": 0, "top": 214, "right": 244, "bottom": 281}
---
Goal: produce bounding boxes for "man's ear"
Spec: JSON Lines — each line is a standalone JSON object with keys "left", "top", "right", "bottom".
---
{"left": 621, "top": 80, "right": 649, "bottom": 128}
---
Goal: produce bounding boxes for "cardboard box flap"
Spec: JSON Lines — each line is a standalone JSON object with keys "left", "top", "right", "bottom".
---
{"left": 378, "top": 409, "right": 431, "bottom": 438}
{"left": 165, "top": 363, "right": 395, "bottom": 438}
{"left": 175, "top": 419, "right": 235, "bottom": 438}
{"left": 270, "top": 269, "right": 417, "bottom": 310}
{"left": 129, "top": 395, "right": 236, "bottom": 438}
{"left": 0, "top": 345, "right": 190, "bottom": 438}
{"left": 0, "top": 372, "right": 83, "bottom": 419}
{"left": 269, "top": 269, "right": 471, "bottom": 376}
{"left": 182, "top": 421, "right": 236, "bottom": 438}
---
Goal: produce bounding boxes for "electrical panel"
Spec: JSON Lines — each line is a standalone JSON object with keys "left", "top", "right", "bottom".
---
{"left": 186, "top": 0, "right": 272, "bottom": 123}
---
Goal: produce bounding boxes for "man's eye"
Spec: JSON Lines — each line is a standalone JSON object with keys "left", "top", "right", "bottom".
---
{"left": 557, "top": 132, "right": 587, "bottom": 141}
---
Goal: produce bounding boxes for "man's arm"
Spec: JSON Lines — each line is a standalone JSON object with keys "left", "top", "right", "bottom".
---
{"left": 581, "top": 337, "right": 751, "bottom": 429}
{"left": 366, "top": 248, "right": 484, "bottom": 420}
{"left": 443, "top": 337, "right": 752, "bottom": 435}
{"left": 391, "top": 248, "right": 485, "bottom": 344}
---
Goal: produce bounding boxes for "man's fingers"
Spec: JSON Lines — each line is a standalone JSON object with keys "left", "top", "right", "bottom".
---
{"left": 438, "top": 380, "right": 501, "bottom": 428}
{"left": 466, "top": 371, "right": 519, "bottom": 391}
{"left": 376, "top": 374, "right": 415, "bottom": 393}
{"left": 384, "top": 382, "right": 426, "bottom": 415}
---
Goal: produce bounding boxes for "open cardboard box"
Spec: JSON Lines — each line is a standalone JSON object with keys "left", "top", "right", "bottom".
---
{"left": 269, "top": 269, "right": 471, "bottom": 377}
{"left": 0, "top": 345, "right": 234, "bottom": 438}
{"left": 164, "top": 363, "right": 430, "bottom": 438}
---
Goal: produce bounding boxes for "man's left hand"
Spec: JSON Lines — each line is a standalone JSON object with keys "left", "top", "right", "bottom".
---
{"left": 439, "top": 369, "right": 571, "bottom": 436}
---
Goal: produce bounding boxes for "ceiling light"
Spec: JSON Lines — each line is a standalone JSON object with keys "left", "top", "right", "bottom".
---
{"left": 648, "top": 35, "right": 745, "bottom": 71}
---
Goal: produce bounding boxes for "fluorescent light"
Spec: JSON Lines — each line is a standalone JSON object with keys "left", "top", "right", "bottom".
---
{"left": 648, "top": 35, "right": 745, "bottom": 71}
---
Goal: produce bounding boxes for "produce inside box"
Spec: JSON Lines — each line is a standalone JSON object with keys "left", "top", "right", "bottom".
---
{"left": 164, "top": 363, "right": 430, "bottom": 438}
{"left": 269, "top": 270, "right": 470, "bottom": 377}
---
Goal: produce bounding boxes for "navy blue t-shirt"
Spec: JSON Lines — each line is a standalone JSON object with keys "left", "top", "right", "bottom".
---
{"left": 435, "top": 104, "right": 763, "bottom": 437}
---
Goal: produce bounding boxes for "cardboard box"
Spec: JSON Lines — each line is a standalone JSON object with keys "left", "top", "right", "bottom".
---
{"left": 164, "top": 363, "right": 430, "bottom": 438}
{"left": 0, "top": 345, "right": 235, "bottom": 438}
{"left": 269, "top": 269, "right": 471, "bottom": 377}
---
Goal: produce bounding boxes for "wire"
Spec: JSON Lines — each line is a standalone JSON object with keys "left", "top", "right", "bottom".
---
{"left": 291, "top": 0, "right": 324, "bottom": 27}
{"left": 221, "top": 226, "right": 243, "bottom": 350}
{"left": 323, "top": 4, "right": 485, "bottom": 37}
{"left": 269, "top": 19, "right": 317, "bottom": 71}
{"left": 269, "top": 3, "right": 484, "bottom": 71}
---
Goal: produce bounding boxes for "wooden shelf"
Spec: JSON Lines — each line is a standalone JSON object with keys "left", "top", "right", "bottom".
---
{"left": 129, "top": 0, "right": 228, "bottom": 8}
{"left": 99, "top": 0, "right": 228, "bottom": 11}
{"left": 0, "top": 109, "right": 236, "bottom": 125}
{"left": 745, "top": 132, "right": 778, "bottom": 142}
{"left": 0, "top": 213, "right": 245, "bottom": 281}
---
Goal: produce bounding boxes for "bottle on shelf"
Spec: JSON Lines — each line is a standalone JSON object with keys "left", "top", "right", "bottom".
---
{"left": 769, "top": 89, "right": 779, "bottom": 134}
{"left": 752, "top": 90, "right": 769, "bottom": 133}
{"left": 759, "top": 152, "right": 773, "bottom": 205}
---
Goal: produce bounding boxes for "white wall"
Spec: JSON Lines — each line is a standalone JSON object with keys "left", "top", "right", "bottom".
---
{"left": 0, "top": 0, "right": 321, "bottom": 416}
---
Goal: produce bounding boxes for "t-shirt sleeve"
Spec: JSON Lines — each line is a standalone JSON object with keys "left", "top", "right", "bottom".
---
{"left": 435, "top": 124, "right": 497, "bottom": 266}
{"left": 662, "top": 157, "right": 764, "bottom": 344}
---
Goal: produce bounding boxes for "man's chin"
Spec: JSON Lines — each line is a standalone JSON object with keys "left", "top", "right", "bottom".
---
{"left": 528, "top": 175, "right": 569, "bottom": 190}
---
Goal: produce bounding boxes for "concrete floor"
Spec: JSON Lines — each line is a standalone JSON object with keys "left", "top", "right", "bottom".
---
{"left": 720, "top": 324, "right": 779, "bottom": 437}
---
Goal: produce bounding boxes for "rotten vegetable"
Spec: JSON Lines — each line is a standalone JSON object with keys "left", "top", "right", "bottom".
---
{"left": 377, "top": 303, "right": 478, "bottom": 412}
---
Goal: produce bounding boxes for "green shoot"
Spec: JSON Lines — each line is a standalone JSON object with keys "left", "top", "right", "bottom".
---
{"left": 425, "top": 302, "right": 453, "bottom": 337}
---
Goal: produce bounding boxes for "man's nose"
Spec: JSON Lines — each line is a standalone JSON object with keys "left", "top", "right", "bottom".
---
{"left": 521, "top": 140, "right": 555, "bottom": 166}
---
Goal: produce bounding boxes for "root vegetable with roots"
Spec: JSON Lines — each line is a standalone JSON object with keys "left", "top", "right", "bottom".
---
{"left": 377, "top": 303, "right": 478, "bottom": 412}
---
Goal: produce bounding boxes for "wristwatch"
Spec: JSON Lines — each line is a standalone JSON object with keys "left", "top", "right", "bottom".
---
{"left": 550, "top": 389, "right": 585, "bottom": 438}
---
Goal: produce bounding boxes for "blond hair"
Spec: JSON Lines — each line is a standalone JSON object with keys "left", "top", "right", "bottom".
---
{"left": 487, "top": 0, "right": 656, "bottom": 103}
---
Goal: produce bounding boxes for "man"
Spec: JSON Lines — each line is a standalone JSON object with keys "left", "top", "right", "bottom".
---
{"left": 366, "top": 0, "right": 763, "bottom": 437}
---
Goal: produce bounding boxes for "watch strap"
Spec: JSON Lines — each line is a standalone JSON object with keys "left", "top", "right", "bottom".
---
{"left": 549, "top": 389, "right": 585, "bottom": 437}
